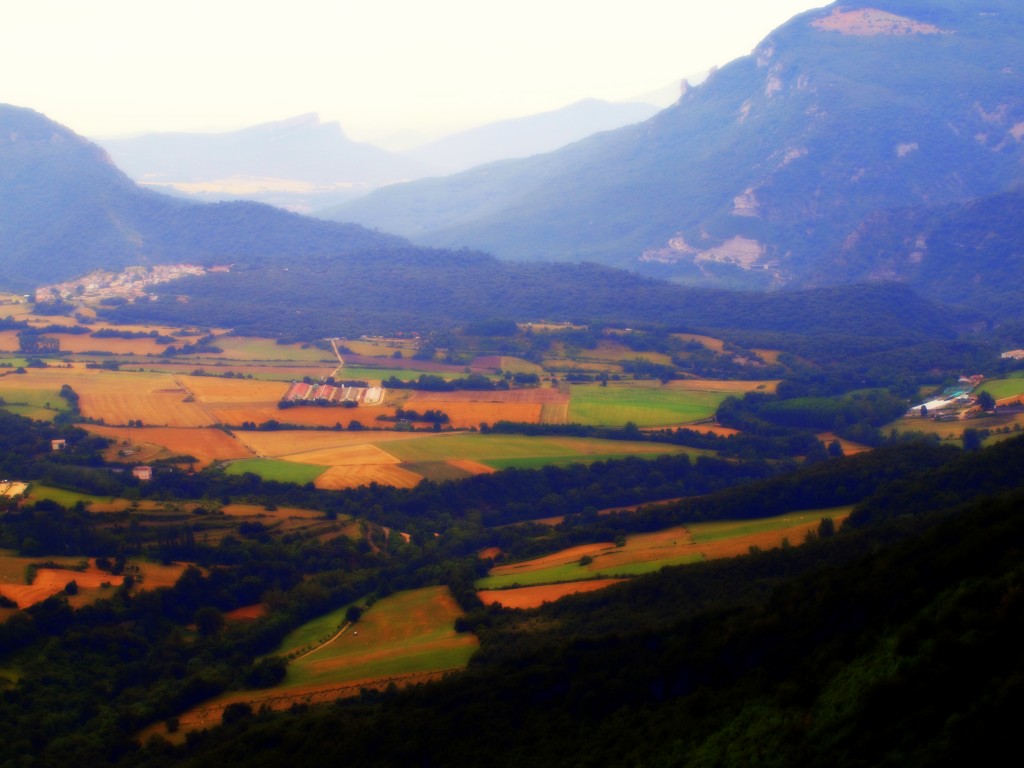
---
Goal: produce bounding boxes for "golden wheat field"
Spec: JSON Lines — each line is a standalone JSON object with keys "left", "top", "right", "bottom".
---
{"left": 314, "top": 464, "right": 425, "bottom": 490}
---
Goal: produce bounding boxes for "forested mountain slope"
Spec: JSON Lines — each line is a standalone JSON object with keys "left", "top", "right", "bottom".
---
{"left": 329, "top": 0, "right": 1024, "bottom": 297}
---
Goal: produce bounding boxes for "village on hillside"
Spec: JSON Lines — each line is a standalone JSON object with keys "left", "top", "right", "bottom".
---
{"left": 34, "top": 264, "right": 225, "bottom": 304}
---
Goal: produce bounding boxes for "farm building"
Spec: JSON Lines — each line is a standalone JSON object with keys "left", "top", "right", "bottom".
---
{"left": 132, "top": 466, "right": 153, "bottom": 481}
{"left": 51, "top": 439, "right": 66, "bottom": 451}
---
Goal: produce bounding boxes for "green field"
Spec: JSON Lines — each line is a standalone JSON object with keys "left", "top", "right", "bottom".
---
{"left": 382, "top": 433, "right": 694, "bottom": 467}
{"left": 282, "top": 586, "right": 478, "bottom": 688}
{"left": 26, "top": 485, "right": 116, "bottom": 507}
{"left": 271, "top": 603, "right": 356, "bottom": 659}
{"left": 979, "top": 378, "right": 1024, "bottom": 400}
{"left": 0, "top": 404, "right": 61, "bottom": 422}
{"left": 0, "top": 386, "right": 66, "bottom": 410}
{"left": 400, "top": 461, "right": 474, "bottom": 483}
{"left": 477, "top": 507, "right": 854, "bottom": 590}
{"left": 475, "top": 554, "right": 704, "bottom": 589}
{"left": 224, "top": 458, "right": 326, "bottom": 484}
{"left": 687, "top": 507, "right": 853, "bottom": 543}
{"left": 568, "top": 383, "right": 729, "bottom": 427}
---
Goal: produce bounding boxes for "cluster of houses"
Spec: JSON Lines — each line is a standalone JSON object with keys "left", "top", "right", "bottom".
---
{"left": 34, "top": 264, "right": 216, "bottom": 304}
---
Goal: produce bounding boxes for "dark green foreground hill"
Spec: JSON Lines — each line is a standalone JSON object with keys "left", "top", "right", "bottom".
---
{"left": 129, "top": 438, "right": 1024, "bottom": 768}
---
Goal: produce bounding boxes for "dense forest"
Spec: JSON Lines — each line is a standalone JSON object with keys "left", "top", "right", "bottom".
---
{"left": 101, "top": 256, "right": 974, "bottom": 343}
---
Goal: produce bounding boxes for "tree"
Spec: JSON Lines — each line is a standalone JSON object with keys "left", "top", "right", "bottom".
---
{"left": 977, "top": 390, "right": 996, "bottom": 411}
{"left": 962, "top": 428, "right": 983, "bottom": 452}
{"left": 194, "top": 606, "right": 225, "bottom": 636}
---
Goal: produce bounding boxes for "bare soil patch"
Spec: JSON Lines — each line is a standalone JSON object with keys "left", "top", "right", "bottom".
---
{"left": 478, "top": 579, "right": 626, "bottom": 609}
{"left": 810, "top": 7, "right": 943, "bottom": 36}
{"left": 817, "top": 432, "right": 872, "bottom": 456}
{"left": 445, "top": 458, "right": 496, "bottom": 476}
{"left": 224, "top": 604, "right": 267, "bottom": 622}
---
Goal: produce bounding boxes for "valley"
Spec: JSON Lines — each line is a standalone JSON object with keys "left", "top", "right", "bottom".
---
{"left": 2, "top": 2, "right": 1024, "bottom": 766}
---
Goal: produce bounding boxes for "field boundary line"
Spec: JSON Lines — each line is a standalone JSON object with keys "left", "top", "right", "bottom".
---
{"left": 293, "top": 620, "right": 352, "bottom": 661}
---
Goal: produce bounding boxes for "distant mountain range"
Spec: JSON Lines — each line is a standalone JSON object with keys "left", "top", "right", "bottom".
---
{"left": 0, "top": 105, "right": 404, "bottom": 291}
{"left": 326, "top": 0, "right": 1024, "bottom": 298}
{"left": 97, "top": 99, "right": 663, "bottom": 212}
{"left": 98, "top": 114, "right": 428, "bottom": 212}
{"left": 404, "top": 99, "right": 662, "bottom": 176}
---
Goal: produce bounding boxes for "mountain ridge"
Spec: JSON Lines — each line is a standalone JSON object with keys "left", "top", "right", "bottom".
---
{"left": 326, "top": 0, "right": 1024, "bottom": 299}
{"left": 0, "top": 104, "right": 406, "bottom": 290}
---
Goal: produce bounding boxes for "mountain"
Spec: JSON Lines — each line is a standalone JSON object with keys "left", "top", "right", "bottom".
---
{"left": 404, "top": 98, "right": 661, "bottom": 176}
{"left": 326, "top": 0, "right": 1024, "bottom": 298}
{"left": 98, "top": 113, "right": 429, "bottom": 212}
{"left": 824, "top": 187, "right": 1024, "bottom": 318}
{"left": 0, "top": 105, "right": 405, "bottom": 290}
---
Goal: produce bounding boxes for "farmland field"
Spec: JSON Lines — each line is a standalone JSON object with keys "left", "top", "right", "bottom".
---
{"left": 205, "top": 403, "right": 392, "bottom": 428}
{"left": 314, "top": 464, "right": 425, "bottom": 490}
{"left": 477, "top": 507, "right": 853, "bottom": 590}
{"left": 283, "top": 586, "right": 478, "bottom": 688}
{"left": 379, "top": 433, "right": 695, "bottom": 468}
{"left": 235, "top": 429, "right": 436, "bottom": 457}
{"left": 1, "top": 368, "right": 215, "bottom": 427}
{"left": 24, "top": 484, "right": 120, "bottom": 508}
{"left": 888, "top": 412, "right": 1024, "bottom": 441}
{"left": 979, "top": 377, "right": 1024, "bottom": 400}
{"left": 477, "top": 579, "right": 627, "bottom": 609}
{"left": 85, "top": 425, "right": 252, "bottom": 467}
{"left": 224, "top": 458, "right": 325, "bottom": 484}
{"left": 336, "top": 366, "right": 442, "bottom": 382}
{"left": 176, "top": 374, "right": 289, "bottom": 403}
{"left": 199, "top": 336, "right": 332, "bottom": 362}
{"left": 168, "top": 586, "right": 478, "bottom": 737}
{"left": 568, "top": 382, "right": 732, "bottom": 427}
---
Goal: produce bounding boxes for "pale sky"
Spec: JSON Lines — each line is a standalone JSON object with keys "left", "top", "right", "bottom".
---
{"left": 0, "top": 0, "right": 827, "bottom": 146}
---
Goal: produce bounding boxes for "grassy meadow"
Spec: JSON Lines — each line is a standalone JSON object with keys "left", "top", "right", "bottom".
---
{"left": 282, "top": 586, "right": 477, "bottom": 688}
{"left": 568, "top": 382, "right": 730, "bottom": 427}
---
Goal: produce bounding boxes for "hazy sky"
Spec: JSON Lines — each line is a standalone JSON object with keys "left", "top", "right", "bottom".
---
{"left": 1, "top": 0, "right": 827, "bottom": 146}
